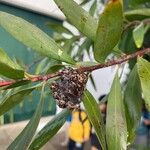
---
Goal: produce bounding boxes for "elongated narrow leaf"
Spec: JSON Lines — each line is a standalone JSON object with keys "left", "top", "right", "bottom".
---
{"left": 125, "top": 8, "right": 150, "bottom": 17}
{"left": 54, "top": 0, "right": 98, "bottom": 41}
{"left": 106, "top": 73, "right": 127, "bottom": 150}
{"left": 0, "top": 63, "right": 24, "bottom": 80}
{"left": 75, "top": 38, "right": 92, "bottom": 58}
{"left": 89, "top": 74, "right": 97, "bottom": 91}
{"left": 129, "top": 0, "right": 150, "bottom": 7}
{"left": 83, "top": 90, "right": 106, "bottom": 150}
{"left": 35, "top": 58, "right": 48, "bottom": 75}
{"left": 89, "top": 0, "right": 97, "bottom": 16}
{"left": 2, "top": 80, "right": 31, "bottom": 90}
{"left": 0, "top": 12, "right": 75, "bottom": 64}
{"left": 0, "top": 115, "right": 4, "bottom": 125}
{"left": 8, "top": 83, "right": 46, "bottom": 150}
{"left": 76, "top": 61, "right": 98, "bottom": 67}
{"left": 0, "top": 84, "right": 41, "bottom": 116}
{"left": 124, "top": 65, "right": 142, "bottom": 143}
{"left": 0, "top": 48, "right": 21, "bottom": 69}
{"left": 94, "top": 0, "right": 123, "bottom": 62}
{"left": 80, "top": 0, "right": 90, "bottom": 5}
{"left": 63, "top": 36, "right": 80, "bottom": 54}
{"left": 46, "top": 64, "right": 64, "bottom": 74}
{"left": 137, "top": 58, "right": 150, "bottom": 111}
{"left": 0, "top": 48, "right": 24, "bottom": 79}
{"left": 47, "top": 22, "right": 73, "bottom": 35}
{"left": 133, "top": 22, "right": 145, "bottom": 48}
{"left": 29, "top": 109, "right": 69, "bottom": 150}
{"left": 125, "top": 8, "right": 150, "bottom": 20}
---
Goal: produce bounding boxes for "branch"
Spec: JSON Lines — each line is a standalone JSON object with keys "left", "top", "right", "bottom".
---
{"left": 0, "top": 48, "right": 150, "bottom": 88}
{"left": 80, "top": 48, "right": 150, "bottom": 72}
{"left": 30, "top": 72, "right": 61, "bottom": 82}
{"left": 0, "top": 72, "right": 61, "bottom": 88}
{"left": 0, "top": 80, "right": 15, "bottom": 87}
{"left": 124, "top": 19, "right": 150, "bottom": 32}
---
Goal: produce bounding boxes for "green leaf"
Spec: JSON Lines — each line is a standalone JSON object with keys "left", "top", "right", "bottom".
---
{"left": 82, "top": 90, "right": 106, "bottom": 150}
{"left": 137, "top": 57, "right": 150, "bottom": 111}
{"left": 125, "top": 8, "right": 150, "bottom": 20}
{"left": 3, "top": 80, "right": 31, "bottom": 90}
{"left": 0, "top": 48, "right": 24, "bottom": 79}
{"left": 119, "top": 30, "right": 137, "bottom": 69}
{"left": 46, "top": 64, "right": 64, "bottom": 74}
{"left": 8, "top": 109, "right": 14, "bottom": 123}
{"left": 0, "top": 63, "right": 24, "bottom": 80}
{"left": 0, "top": 84, "right": 41, "bottom": 116}
{"left": 106, "top": 73, "right": 127, "bottom": 150}
{"left": 0, "top": 115, "right": 4, "bottom": 125}
{"left": 94, "top": 0, "right": 123, "bottom": 62}
{"left": 133, "top": 22, "right": 145, "bottom": 48}
{"left": 47, "top": 22, "right": 73, "bottom": 35}
{"left": 129, "top": 0, "right": 150, "bottom": 7}
{"left": 7, "top": 83, "right": 46, "bottom": 150}
{"left": 89, "top": 74, "right": 97, "bottom": 91}
{"left": 80, "top": 0, "right": 90, "bottom": 5}
{"left": 124, "top": 65, "right": 142, "bottom": 143}
{"left": 119, "top": 30, "right": 136, "bottom": 55}
{"left": 89, "top": 0, "right": 97, "bottom": 16}
{"left": 63, "top": 36, "right": 80, "bottom": 54}
{"left": 0, "top": 48, "right": 21, "bottom": 70}
{"left": 112, "top": 45, "right": 124, "bottom": 57}
{"left": 0, "top": 11, "right": 75, "bottom": 64}
{"left": 76, "top": 61, "right": 98, "bottom": 67}
{"left": 75, "top": 38, "right": 92, "bottom": 58}
{"left": 53, "top": 0, "right": 98, "bottom": 41}
{"left": 29, "top": 109, "right": 69, "bottom": 150}
{"left": 35, "top": 58, "right": 48, "bottom": 75}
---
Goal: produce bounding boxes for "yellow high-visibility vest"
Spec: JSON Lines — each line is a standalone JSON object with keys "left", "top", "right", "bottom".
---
{"left": 68, "top": 110, "right": 91, "bottom": 143}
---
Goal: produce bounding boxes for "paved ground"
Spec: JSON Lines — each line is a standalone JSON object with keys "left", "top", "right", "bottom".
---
{"left": 0, "top": 117, "right": 67, "bottom": 150}
{"left": 0, "top": 117, "right": 90, "bottom": 150}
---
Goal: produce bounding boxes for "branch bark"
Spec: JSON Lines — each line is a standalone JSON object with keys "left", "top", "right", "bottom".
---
{"left": 124, "top": 19, "right": 150, "bottom": 32}
{"left": 0, "top": 48, "right": 150, "bottom": 88}
{"left": 80, "top": 48, "right": 150, "bottom": 72}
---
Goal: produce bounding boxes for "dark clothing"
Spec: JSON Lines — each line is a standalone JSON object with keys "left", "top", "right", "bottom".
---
{"left": 68, "top": 138, "right": 84, "bottom": 150}
{"left": 91, "top": 133, "right": 102, "bottom": 150}
{"left": 138, "top": 110, "right": 150, "bottom": 135}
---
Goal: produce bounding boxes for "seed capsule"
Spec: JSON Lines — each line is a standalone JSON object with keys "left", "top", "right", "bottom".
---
{"left": 50, "top": 67, "right": 88, "bottom": 109}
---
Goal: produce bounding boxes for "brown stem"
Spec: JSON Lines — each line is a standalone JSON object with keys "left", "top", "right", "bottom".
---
{"left": 30, "top": 72, "right": 61, "bottom": 82}
{"left": 79, "top": 48, "right": 150, "bottom": 72}
{"left": 0, "top": 80, "right": 15, "bottom": 87}
{"left": 124, "top": 19, "right": 150, "bottom": 32}
{"left": 0, "top": 72, "right": 61, "bottom": 88}
{"left": 0, "top": 48, "right": 150, "bottom": 88}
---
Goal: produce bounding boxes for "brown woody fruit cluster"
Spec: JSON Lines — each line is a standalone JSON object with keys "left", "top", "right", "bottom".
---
{"left": 50, "top": 68, "right": 88, "bottom": 109}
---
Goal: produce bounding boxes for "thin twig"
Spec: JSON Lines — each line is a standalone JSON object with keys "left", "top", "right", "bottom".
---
{"left": 0, "top": 72, "right": 61, "bottom": 87}
{"left": 124, "top": 19, "right": 150, "bottom": 32}
{"left": 0, "top": 48, "right": 150, "bottom": 88}
{"left": 0, "top": 80, "right": 15, "bottom": 87}
{"left": 30, "top": 71, "right": 61, "bottom": 82}
{"left": 79, "top": 48, "right": 150, "bottom": 72}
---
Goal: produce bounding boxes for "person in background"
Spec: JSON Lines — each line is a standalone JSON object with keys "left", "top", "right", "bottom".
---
{"left": 91, "top": 95, "right": 107, "bottom": 150}
{"left": 67, "top": 108, "right": 91, "bottom": 150}
{"left": 135, "top": 104, "right": 150, "bottom": 149}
